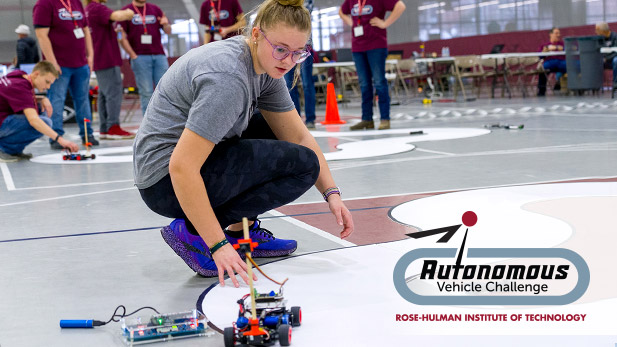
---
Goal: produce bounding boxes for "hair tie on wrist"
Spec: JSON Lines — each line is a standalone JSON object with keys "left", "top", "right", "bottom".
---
{"left": 210, "top": 238, "right": 229, "bottom": 255}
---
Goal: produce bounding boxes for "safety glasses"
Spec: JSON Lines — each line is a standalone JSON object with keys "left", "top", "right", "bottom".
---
{"left": 258, "top": 28, "right": 311, "bottom": 64}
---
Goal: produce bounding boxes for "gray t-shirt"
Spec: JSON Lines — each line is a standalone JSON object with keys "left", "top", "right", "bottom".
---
{"left": 133, "top": 36, "right": 295, "bottom": 189}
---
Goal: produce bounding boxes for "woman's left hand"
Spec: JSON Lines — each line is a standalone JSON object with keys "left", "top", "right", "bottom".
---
{"left": 327, "top": 194, "right": 354, "bottom": 239}
{"left": 369, "top": 17, "right": 387, "bottom": 29}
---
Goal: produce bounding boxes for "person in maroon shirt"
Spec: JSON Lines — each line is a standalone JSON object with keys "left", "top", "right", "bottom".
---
{"left": 199, "top": 0, "right": 245, "bottom": 44}
{"left": 339, "top": 0, "right": 406, "bottom": 131}
{"left": 537, "top": 27, "right": 567, "bottom": 96}
{"left": 85, "top": 0, "right": 135, "bottom": 140}
{"left": 0, "top": 62, "right": 79, "bottom": 162}
{"left": 33, "top": 0, "right": 98, "bottom": 149}
{"left": 118, "top": 0, "right": 171, "bottom": 117}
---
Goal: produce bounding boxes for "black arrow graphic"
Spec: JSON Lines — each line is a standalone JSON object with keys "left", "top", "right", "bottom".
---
{"left": 406, "top": 224, "right": 462, "bottom": 243}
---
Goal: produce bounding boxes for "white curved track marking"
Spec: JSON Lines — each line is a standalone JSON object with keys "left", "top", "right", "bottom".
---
{"left": 317, "top": 128, "right": 490, "bottom": 161}
{"left": 391, "top": 182, "right": 616, "bottom": 249}
{"left": 201, "top": 183, "right": 617, "bottom": 345}
{"left": 30, "top": 147, "right": 133, "bottom": 164}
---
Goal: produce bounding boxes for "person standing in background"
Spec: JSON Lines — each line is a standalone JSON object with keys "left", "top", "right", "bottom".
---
{"left": 339, "top": 0, "right": 406, "bottom": 131}
{"left": 283, "top": 0, "right": 316, "bottom": 130}
{"left": 199, "top": 0, "right": 245, "bottom": 45}
{"left": 15, "top": 25, "right": 40, "bottom": 69}
{"left": 119, "top": 0, "right": 171, "bottom": 117}
{"left": 85, "top": 0, "right": 135, "bottom": 140}
{"left": 33, "top": 0, "right": 98, "bottom": 149}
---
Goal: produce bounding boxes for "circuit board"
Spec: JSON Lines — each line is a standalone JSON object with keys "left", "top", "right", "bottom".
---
{"left": 121, "top": 309, "right": 213, "bottom": 345}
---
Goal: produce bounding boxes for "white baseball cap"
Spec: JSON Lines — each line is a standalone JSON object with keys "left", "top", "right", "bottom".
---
{"left": 15, "top": 24, "right": 30, "bottom": 35}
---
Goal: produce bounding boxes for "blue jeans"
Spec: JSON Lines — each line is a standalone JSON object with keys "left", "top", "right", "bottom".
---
{"left": 352, "top": 48, "right": 390, "bottom": 121}
{"left": 284, "top": 57, "right": 316, "bottom": 123}
{"left": 131, "top": 55, "right": 169, "bottom": 116}
{"left": 538, "top": 59, "right": 567, "bottom": 93}
{"left": 47, "top": 64, "right": 93, "bottom": 140}
{"left": 0, "top": 114, "right": 52, "bottom": 154}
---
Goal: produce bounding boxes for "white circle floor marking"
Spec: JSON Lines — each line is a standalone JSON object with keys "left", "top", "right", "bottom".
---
{"left": 315, "top": 128, "right": 490, "bottom": 161}
{"left": 30, "top": 147, "right": 133, "bottom": 164}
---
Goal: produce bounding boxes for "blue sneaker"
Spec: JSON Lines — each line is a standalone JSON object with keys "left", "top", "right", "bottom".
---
{"left": 225, "top": 219, "right": 297, "bottom": 258}
{"left": 160, "top": 219, "right": 218, "bottom": 277}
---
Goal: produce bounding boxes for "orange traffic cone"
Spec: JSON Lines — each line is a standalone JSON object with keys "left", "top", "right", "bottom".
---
{"left": 321, "top": 83, "right": 346, "bottom": 125}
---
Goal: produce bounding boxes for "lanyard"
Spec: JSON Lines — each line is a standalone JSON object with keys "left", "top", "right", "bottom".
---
{"left": 58, "top": 0, "right": 78, "bottom": 28}
{"left": 210, "top": 0, "right": 222, "bottom": 22}
{"left": 132, "top": 3, "right": 148, "bottom": 34}
{"left": 356, "top": 0, "right": 367, "bottom": 26}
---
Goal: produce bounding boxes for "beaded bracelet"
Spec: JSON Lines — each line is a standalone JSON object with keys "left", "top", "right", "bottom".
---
{"left": 209, "top": 238, "right": 229, "bottom": 255}
{"left": 322, "top": 186, "right": 341, "bottom": 201}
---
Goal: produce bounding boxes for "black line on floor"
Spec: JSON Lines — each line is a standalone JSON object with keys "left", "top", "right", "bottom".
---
{"left": 0, "top": 205, "right": 394, "bottom": 244}
{"left": 0, "top": 226, "right": 162, "bottom": 243}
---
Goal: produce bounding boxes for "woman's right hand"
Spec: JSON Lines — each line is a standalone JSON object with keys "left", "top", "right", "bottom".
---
{"left": 212, "top": 243, "right": 258, "bottom": 287}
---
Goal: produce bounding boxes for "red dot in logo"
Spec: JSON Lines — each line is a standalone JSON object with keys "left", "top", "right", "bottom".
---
{"left": 462, "top": 211, "right": 477, "bottom": 227}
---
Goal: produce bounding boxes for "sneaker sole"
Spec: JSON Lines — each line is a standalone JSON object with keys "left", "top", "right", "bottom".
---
{"left": 160, "top": 226, "right": 218, "bottom": 277}
{"left": 251, "top": 246, "right": 297, "bottom": 258}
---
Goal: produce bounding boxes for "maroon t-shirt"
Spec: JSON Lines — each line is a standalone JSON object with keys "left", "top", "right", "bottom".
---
{"left": 119, "top": 2, "right": 166, "bottom": 56}
{"left": 0, "top": 70, "right": 37, "bottom": 127}
{"left": 85, "top": 2, "right": 122, "bottom": 71}
{"left": 32, "top": 0, "right": 88, "bottom": 68}
{"left": 341, "top": 0, "right": 399, "bottom": 53}
{"left": 539, "top": 40, "right": 566, "bottom": 61}
{"left": 199, "top": 0, "right": 243, "bottom": 39}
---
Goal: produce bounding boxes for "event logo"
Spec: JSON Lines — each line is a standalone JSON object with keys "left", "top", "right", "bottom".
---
{"left": 209, "top": 10, "right": 230, "bottom": 21}
{"left": 392, "top": 212, "right": 590, "bottom": 305}
{"left": 132, "top": 14, "right": 157, "bottom": 25}
{"left": 58, "top": 8, "right": 83, "bottom": 21}
{"left": 351, "top": 5, "right": 373, "bottom": 16}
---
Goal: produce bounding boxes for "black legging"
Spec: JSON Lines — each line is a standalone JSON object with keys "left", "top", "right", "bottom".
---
{"left": 138, "top": 113, "right": 320, "bottom": 230}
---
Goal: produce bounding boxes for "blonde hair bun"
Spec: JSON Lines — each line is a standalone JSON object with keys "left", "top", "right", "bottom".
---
{"left": 278, "top": 0, "right": 304, "bottom": 7}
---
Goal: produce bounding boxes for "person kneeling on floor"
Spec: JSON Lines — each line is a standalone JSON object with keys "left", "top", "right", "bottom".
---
{"left": 0, "top": 61, "right": 80, "bottom": 162}
{"left": 134, "top": 0, "right": 354, "bottom": 287}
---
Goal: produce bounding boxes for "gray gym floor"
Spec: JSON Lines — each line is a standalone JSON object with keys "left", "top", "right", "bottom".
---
{"left": 1, "top": 92, "right": 616, "bottom": 347}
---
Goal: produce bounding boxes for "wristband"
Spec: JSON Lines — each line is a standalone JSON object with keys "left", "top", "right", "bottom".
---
{"left": 54, "top": 134, "right": 61, "bottom": 142}
{"left": 209, "top": 238, "right": 229, "bottom": 255}
{"left": 322, "top": 186, "right": 341, "bottom": 201}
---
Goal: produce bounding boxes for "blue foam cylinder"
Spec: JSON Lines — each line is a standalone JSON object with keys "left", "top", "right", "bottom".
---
{"left": 60, "top": 320, "right": 94, "bottom": 328}
{"left": 263, "top": 316, "right": 280, "bottom": 327}
{"left": 236, "top": 316, "right": 249, "bottom": 329}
